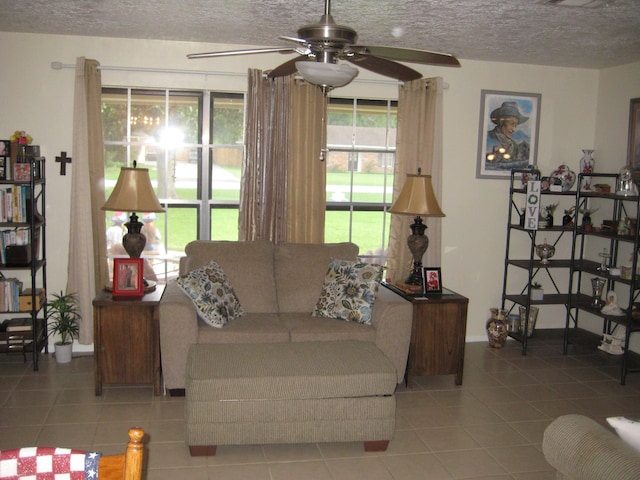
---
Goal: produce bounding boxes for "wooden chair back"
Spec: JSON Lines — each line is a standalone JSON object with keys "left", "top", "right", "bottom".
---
{"left": 0, "top": 427, "right": 144, "bottom": 480}
{"left": 98, "top": 427, "right": 145, "bottom": 480}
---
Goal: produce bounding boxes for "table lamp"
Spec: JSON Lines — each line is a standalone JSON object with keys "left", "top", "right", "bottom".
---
{"left": 102, "top": 163, "right": 165, "bottom": 258}
{"left": 388, "top": 170, "right": 445, "bottom": 285}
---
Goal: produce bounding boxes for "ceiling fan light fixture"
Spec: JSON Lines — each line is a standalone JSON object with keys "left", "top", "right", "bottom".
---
{"left": 295, "top": 61, "right": 358, "bottom": 88}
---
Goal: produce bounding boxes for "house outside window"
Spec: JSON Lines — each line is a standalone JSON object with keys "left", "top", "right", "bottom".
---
{"left": 102, "top": 88, "right": 396, "bottom": 282}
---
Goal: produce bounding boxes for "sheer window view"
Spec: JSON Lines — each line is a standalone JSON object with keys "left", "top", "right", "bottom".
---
{"left": 101, "top": 89, "right": 396, "bottom": 283}
{"left": 326, "top": 98, "right": 396, "bottom": 264}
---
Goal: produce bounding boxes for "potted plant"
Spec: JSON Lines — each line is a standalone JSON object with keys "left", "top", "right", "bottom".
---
{"left": 46, "top": 291, "right": 81, "bottom": 363}
{"left": 531, "top": 282, "right": 544, "bottom": 301}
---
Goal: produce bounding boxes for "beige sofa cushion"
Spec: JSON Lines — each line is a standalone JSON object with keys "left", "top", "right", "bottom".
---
{"left": 280, "top": 313, "right": 376, "bottom": 343}
{"left": 186, "top": 341, "right": 397, "bottom": 401}
{"left": 197, "top": 313, "right": 289, "bottom": 344}
{"left": 182, "top": 240, "right": 278, "bottom": 313}
{"left": 274, "top": 242, "right": 359, "bottom": 313}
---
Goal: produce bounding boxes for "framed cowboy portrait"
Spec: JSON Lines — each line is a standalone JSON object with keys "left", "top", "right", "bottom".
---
{"left": 476, "top": 90, "right": 542, "bottom": 179}
{"left": 112, "top": 257, "right": 144, "bottom": 298}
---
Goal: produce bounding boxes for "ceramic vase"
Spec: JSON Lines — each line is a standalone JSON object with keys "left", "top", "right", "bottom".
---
{"left": 579, "top": 149, "right": 595, "bottom": 191}
{"left": 486, "top": 308, "right": 509, "bottom": 348}
{"left": 550, "top": 164, "right": 576, "bottom": 191}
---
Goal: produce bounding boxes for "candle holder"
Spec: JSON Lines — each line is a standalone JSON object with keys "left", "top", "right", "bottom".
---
{"left": 590, "top": 278, "right": 606, "bottom": 310}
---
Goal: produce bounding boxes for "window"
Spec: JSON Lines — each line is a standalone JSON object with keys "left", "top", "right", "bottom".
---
{"left": 102, "top": 88, "right": 244, "bottom": 283}
{"left": 102, "top": 88, "right": 396, "bottom": 282}
{"left": 325, "top": 98, "right": 397, "bottom": 264}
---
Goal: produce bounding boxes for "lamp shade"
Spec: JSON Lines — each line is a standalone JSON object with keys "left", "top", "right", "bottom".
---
{"left": 102, "top": 167, "right": 164, "bottom": 213}
{"left": 388, "top": 174, "right": 445, "bottom": 217}
{"left": 296, "top": 61, "right": 358, "bottom": 88}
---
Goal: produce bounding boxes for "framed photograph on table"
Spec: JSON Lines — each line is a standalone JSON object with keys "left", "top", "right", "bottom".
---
{"left": 476, "top": 90, "right": 541, "bottom": 179}
{"left": 422, "top": 267, "right": 442, "bottom": 294}
{"left": 629, "top": 98, "right": 640, "bottom": 172}
{"left": 113, "top": 257, "right": 144, "bottom": 298}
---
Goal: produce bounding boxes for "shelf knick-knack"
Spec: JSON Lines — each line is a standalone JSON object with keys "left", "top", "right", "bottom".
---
{"left": 579, "top": 149, "right": 595, "bottom": 191}
{"left": 486, "top": 308, "right": 509, "bottom": 348}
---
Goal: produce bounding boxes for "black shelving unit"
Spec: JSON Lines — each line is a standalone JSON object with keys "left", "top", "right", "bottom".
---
{"left": 501, "top": 169, "right": 575, "bottom": 354}
{"left": 0, "top": 156, "right": 47, "bottom": 370}
{"left": 568, "top": 172, "right": 640, "bottom": 385}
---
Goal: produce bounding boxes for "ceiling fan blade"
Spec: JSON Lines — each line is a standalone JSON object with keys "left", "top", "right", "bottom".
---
{"left": 345, "top": 55, "right": 422, "bottom": 82}
{"left": 188, "top": 47, "right": 296, "bottom": 59}
{"left": 267, "top": 56, "right": 311, "bottom": 78}
{"left": 279, "top": 35, "right": 308, "bottom": 45}
{"left": 351, "top": 45, "right": 460, "bottom": 67}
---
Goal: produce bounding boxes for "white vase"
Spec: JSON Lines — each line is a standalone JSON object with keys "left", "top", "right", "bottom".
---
{"left": 54, "top": 342, "right": 73, "bottom": 363}
{"left": 579, "top": 149, "right": 595, "bottom": 191}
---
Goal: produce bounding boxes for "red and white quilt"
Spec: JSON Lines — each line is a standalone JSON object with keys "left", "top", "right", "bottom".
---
{"left": 0, "top": 447, "right": 101, "bottom": 480}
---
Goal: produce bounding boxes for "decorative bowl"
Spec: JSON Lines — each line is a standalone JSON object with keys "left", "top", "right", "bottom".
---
{"left": 535, "top": 240, "right": 555, "bottom": 264}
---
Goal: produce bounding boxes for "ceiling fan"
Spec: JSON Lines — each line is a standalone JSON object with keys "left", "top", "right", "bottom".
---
{"left": 187, "top": 0, "right": 460, "bottom": 90}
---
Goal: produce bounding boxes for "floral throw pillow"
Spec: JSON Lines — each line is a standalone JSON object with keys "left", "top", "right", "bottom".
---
{"left": 176, "top": 260, "right": 244, "bottom": 328}
{"left": 312, "top": 258, "right": 382, "bottom": 324}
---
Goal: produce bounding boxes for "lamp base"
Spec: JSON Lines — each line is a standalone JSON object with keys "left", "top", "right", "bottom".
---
{"left": 404, "top": 216, "right": 428, "bottom": 286}
{"left": 405, "top": 266, "right": 424, "bottom": 286}
{"left": 122, "top": 213, "right": 147, "bottom": 258}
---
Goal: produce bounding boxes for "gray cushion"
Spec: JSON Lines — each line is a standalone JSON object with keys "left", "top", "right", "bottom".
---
{"left": 182, "top": 240, "right": 278, "bottom": 313}
{"left": 274, "top": 242, "right": 359, "bottom": 313}
{"left": 186, "top": 341, "right": 397, "bottom": 401}
{"left": 197, "top": 313, "right": 290, "bottom": 344}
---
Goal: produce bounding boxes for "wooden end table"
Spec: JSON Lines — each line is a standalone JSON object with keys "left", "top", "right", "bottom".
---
{"left": 93, "top": 284, "right": 165, "bottom": 395}
{"left": 382, "top": 282, "right": 469, "bottom": 387}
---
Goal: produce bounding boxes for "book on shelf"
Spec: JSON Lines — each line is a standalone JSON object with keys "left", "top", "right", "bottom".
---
{"left": 0, "top": 185, "right": 34, "bottom": 223}
{"left": 0, "top": 227, "right": 40, "bottom": 265}
{"left": 0, "top": 278, "right": 23, "bottom": 312}
{"left": 1, "top": 317, "right": 33, "bottom": 333}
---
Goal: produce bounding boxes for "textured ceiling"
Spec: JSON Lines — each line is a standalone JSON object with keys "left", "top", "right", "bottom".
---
{"left": 1, "top": 0, "right": 639, "bottom": 69}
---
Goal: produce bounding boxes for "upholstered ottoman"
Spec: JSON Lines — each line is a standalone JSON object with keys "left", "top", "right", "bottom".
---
{"left": 185, "top": 340, "right": 397, "bottom": 456}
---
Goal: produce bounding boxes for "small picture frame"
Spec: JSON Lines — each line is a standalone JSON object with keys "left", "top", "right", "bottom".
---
{"left": 422, "top": 267, "right": 442, "bottom": 294}
{"left": 112, "top": 257, "right": 144, "bottom": 298}
{"left": 0, "top": 140, "right": 9, "bottom": 157}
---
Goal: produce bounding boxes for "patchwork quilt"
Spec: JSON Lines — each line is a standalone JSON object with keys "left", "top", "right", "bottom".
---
{"left": 0, "top": 447, "right": 101, "bottom": 480}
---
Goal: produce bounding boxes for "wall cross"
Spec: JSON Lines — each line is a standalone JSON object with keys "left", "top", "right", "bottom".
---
{"left": 55, "top": 151, "right": 72, "bottom": 175}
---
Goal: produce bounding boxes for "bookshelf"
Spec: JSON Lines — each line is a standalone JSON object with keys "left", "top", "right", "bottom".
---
{"left": 0, "top": 154, "right": 47, "bottom": 370}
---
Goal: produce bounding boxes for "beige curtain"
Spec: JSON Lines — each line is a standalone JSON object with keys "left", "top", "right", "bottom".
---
{"left": 287, "top": 79, "right": 326, "bottom": 243}
{"left": 239, "top": 69, "right": 290, "bottom": 243}
{"left": 387, "top": 77, "right": 444, "bottom": 283}
{"left": 67, "top": 57, "right": 108, "bottom": 344}
{"left": 240, "top": 70, "right": 326, "bottom": 244}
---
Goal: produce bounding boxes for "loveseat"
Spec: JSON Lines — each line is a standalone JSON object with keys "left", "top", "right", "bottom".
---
{"left": 159, "top": 240, "right": 413, "bottom": 394}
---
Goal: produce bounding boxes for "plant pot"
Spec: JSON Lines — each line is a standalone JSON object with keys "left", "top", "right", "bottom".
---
{"left": 54, "top": 342, "right": 73, "bottom": 363}
{"left": 531, "top": 288, "right": 544, "bottom": 301}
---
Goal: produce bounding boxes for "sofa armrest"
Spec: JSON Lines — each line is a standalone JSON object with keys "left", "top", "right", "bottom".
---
{"left": 159, "top": 281, "right": 199, "bottom": 392}
{"left": 543, "top": 414, "right": 640, "bottom": 480}
{"left": 371, "top": 286, "right": 412, "bottom": 384}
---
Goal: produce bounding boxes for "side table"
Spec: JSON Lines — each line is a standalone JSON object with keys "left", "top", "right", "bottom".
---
{"left": 93, "top": 285, "right": 165, "bottom": 395}
{"left": 382, "top": 282, "right": 469, "bottom": 387}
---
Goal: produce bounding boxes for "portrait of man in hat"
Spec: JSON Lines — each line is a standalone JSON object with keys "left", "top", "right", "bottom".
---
{"left": 477, "top": 91, "right": 541, "bottom": 179}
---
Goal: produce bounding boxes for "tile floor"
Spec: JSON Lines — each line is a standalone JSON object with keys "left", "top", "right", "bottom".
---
{"left": 1, "top": 331, "right": 640, "bottom": 479}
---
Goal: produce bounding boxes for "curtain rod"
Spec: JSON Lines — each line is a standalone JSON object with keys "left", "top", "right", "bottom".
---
{"left": 51, "top": 61, "right": 448, "bottom": 88}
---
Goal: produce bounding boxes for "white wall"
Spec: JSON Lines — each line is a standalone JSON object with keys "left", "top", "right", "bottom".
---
{"left": 1, "top": 31, "right": 638, "bottom": 343}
